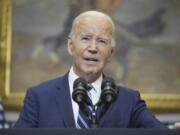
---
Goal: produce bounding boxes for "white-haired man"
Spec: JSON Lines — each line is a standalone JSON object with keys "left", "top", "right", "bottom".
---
{"left": 14, "top": 11, "right": 165, "bottom": 128}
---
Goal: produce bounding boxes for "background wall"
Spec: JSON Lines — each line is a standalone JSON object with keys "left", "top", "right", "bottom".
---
{"left": 11, "top": 0, "right": 180, "bottom": 94}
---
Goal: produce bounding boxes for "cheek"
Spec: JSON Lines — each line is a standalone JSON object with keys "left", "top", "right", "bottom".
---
{"left": 72, "top": 47, "right": 83, "bottom": 60}
{"left": 102, "top": 50, "right": 112, "bottom": 62}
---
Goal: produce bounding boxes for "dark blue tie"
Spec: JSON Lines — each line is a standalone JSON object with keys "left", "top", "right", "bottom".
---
{"left": 76, "top": 84, "right": 93, "bottom": 129}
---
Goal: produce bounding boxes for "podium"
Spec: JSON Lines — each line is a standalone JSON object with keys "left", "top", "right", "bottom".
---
{"left": 0, "top": 129, "right": 179, "bottom": 135}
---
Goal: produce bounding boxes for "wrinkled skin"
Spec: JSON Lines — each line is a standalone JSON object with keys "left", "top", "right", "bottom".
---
{"left": 68, "top": 16, "right": 113, "bottom": 82}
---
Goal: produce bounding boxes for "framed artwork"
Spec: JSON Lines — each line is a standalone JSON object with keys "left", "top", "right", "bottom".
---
{"left": 0, "top": 0, "right": 180, "bottom": 112}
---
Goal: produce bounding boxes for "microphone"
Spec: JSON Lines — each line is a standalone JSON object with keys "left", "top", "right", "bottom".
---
{"left": 72, "top": 77, "right": 90, "bottom": 118}
{"left": 72, "top": 77, "right": 88, "bottom": 104}
{"left": 100, "top": 77, "right": 117, "bottom": 103}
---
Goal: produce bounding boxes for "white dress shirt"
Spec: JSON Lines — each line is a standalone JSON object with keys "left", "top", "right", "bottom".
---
{"left": 68, "top": 67, "right": 102, "bottom": 125}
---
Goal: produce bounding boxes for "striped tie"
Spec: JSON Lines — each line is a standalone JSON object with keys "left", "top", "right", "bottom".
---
{"left": 76, "top": 84, "right": 93, "bottom": 129}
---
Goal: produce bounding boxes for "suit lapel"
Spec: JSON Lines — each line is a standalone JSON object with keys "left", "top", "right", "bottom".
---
{"left": 55, "top": 72, "right": 76, "bottom": 128}
{"left": 99, "top": 87, "right": 119, "bottom": 127}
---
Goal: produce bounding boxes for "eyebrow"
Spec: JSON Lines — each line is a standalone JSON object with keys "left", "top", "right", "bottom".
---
{"left": 79, "top": 32, "right": 111, "bottom": 41}
{"left": 98, "top": 37, "right": 109, "bottom": 40}
{"left": 81, "top": 33, "right": 110, "bottom": 39}
{"left": 80, "top": 33, "right": 92, "bottom": 37}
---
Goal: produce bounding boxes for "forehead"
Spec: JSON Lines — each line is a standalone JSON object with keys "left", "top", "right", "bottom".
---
{"left": 74, "top": 16, "right": 113, "bottom": 37}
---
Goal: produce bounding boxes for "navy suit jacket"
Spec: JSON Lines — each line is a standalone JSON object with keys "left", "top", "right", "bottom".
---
{"left": 14, "top": 72, "right": 164, "bottom": 128}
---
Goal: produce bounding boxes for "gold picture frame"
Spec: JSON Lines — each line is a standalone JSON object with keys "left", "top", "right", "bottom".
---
{"left": 0, "top": 0, "right": 180, "bottom": 112}
{"left": 0, "top": 0, "right": 25, "bottom": 110}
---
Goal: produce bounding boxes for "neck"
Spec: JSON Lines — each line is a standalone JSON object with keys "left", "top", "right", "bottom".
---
{"left": 85, "top": 72, "right": 101, "bottom": 83}
{"left": 72, "top": 67, "right": 101, "bottom": 83}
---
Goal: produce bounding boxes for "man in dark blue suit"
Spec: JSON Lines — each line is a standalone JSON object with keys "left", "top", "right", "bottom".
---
{"left": 14, "top": 11, "right": 165, "bottom": 128}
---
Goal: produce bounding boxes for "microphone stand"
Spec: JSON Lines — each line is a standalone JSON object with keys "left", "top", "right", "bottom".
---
{"left": 89, "top": 102, "right": 110, "bottom": 128}
{"left": 90, "top": 105, "right": 98, "bottom": 128}
{"left": 79, "top": 100, "right": 112, "bottom": 128}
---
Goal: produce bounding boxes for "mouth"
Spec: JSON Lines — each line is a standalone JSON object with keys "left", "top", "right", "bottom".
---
{"left": 84, "top": 58, "right": 99, "bottom": 62}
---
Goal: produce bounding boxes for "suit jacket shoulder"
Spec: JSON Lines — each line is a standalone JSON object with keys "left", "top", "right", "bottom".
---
{"left": 29, "top": 74, "right": 65, "bottom": 94}
{"left": 101, "top": 85, "right": 165, "bottom": 128}
{"left": 14, "top": 72, "right": 76, "bottom": 128}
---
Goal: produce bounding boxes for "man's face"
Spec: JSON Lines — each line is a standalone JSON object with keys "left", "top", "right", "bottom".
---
{"left": 68, "top": 16, "right": 113, "bottom": 78}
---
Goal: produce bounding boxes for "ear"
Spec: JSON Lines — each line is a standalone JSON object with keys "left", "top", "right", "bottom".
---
{"left": 67, "top": 37, "right": 73, "bottom": 56}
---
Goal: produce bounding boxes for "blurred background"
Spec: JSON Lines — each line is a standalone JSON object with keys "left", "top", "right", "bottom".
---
{"left": 0, "top": 0, "right": 180, "bottom": 128}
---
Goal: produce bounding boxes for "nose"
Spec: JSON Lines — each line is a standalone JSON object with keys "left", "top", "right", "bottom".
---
{"left": 88, "top": 40, "right": 98, "bottom": 54}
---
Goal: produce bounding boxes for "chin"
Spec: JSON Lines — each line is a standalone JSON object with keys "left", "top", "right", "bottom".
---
{"left": 85, "top": 69, "right": 101, "bottom": 75}
{"left": 80, "top": 65, "right": 102, "bottom": 75}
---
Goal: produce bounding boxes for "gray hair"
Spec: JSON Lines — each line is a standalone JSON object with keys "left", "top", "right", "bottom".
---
{"left": 69, "top": 11, "right": 116, "bottom": 47}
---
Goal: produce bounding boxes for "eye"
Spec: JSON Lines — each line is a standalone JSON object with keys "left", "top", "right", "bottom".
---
{"left": 99, "top": 40, "right": 106, "bottom": 44}
{"left": 81, "top": 37, "right": 90, "bottom": 41}
{"left": 97, "top": 39, "right": 108, "bottom": 45}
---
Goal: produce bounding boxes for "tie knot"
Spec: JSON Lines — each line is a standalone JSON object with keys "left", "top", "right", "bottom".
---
{"left": 87, "top": 84, "right": 93, "bottom": 92}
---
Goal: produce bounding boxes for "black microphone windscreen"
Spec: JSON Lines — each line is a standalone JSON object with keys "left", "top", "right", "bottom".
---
{"left": 101, "top": 77, "right": 116, "bottom": 90}
{"left": 73, "top": 77, "right": 88, "bottom": 104}
{"left": 73, "top": 77, "right": 87, "bottom": 89}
